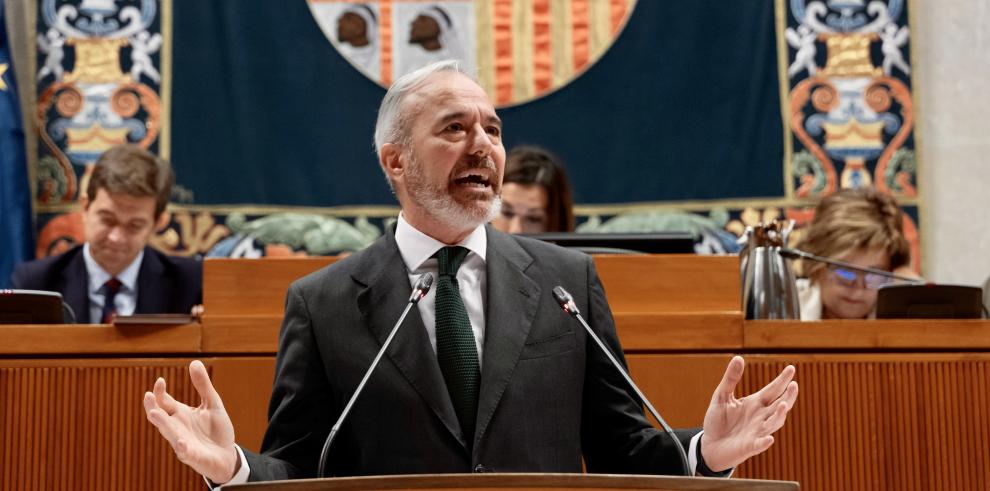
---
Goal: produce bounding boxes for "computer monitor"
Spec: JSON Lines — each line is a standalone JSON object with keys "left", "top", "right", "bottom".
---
{"left": 526, "top": 232, "right": 695, "bottom": 254}
{"left": 0, "top": 289, "right": 68, "bottom": 324}
{"left": 876, "top": 284, "right": 985, "bottom": 319}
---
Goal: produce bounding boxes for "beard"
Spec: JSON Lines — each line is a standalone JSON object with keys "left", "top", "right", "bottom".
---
{"left": 404, "top": 152, "right": 502, "bottom": 232}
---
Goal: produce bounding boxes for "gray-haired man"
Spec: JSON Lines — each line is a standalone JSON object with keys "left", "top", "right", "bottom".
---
{"left": 144, "top": 61, "right": 798, "bottom": 485}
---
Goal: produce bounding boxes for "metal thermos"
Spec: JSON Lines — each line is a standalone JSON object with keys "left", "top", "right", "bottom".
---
{"left": 740, "top": 221, "right": 801, "bottom": 320}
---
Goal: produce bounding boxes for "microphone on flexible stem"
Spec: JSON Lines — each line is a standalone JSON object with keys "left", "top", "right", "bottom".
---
{"left": 551, "top": 286, "right": 691, "bottom": 477}
{"left": 316, "top": 273, "right": 434, "bottom": 478}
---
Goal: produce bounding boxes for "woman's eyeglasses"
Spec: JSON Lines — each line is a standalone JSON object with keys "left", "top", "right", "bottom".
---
{"left": 827, "top": 264, "right": 892, "bottom": 290}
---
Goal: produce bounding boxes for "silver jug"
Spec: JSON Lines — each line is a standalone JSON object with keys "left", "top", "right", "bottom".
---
{"left": 740, "top": 221, "right": 801, "bottom": 320}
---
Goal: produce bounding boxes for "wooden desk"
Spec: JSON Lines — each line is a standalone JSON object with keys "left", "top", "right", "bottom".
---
{"left": 199, "top": 255, "right": 744, "bottom": 353}
{"left": 3, "top": 256, "right": 988, "bottom": 490}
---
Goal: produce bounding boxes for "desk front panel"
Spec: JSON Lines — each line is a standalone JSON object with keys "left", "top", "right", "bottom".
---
{"left": 4, "top": 320, "right": 990, "bottom": 490}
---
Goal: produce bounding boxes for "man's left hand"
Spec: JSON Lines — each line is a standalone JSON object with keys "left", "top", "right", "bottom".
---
{"left": 700, "top": 356, "right": 798, "bottom": 472}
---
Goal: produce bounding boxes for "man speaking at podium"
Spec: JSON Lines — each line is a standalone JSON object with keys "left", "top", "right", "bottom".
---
{"left": 144, "top": 61, "right": 798, "bottom": 486}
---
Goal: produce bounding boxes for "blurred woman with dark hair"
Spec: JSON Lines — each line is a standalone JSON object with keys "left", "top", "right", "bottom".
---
{"left": 492, "top": 145, "right": 575, "bottom": 234}
{"left": 796, "top": 187, "right": 914, "bottom": 320}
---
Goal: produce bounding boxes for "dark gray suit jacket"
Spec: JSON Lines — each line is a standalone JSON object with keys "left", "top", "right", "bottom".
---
{"left": 244, "top": 226, "right": 697, "bottom": 480}
{"left": 9, "top": 245, "right": 202, "bottom": 323}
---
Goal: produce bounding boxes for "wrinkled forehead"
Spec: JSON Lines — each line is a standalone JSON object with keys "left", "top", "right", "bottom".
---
{"left": 402, "top": 72, "right": 497, "bottom": 122}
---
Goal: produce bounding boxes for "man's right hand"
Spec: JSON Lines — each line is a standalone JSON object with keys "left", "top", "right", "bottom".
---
{"left": 143, "top": 360, "right": 239, "bottom": 484}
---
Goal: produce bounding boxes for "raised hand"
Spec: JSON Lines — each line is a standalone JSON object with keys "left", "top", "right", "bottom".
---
{"left": 700, "top": 356, "right": 798, "bottom": 472}
{"left": 143, "top": 360, "right": 239, "bottom": 484}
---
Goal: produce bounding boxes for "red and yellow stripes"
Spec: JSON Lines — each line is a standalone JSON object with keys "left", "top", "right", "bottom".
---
{"left": 479, "top": 0, "right": 635, "bottom": 105}
{"left": 312, "top": 0, "right": 635, "bottom": 105}
{"left": 532, "top": 0, "right": 552, "bottom": 94}
{"left": 493, "top": 0, "right": 514, "bottom": 104}
{"left": 379, "top": 0, "right": 393, "bottom": 85}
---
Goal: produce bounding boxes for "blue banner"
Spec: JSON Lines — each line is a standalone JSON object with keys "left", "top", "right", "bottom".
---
{"left": 0, "top": 1, "right": 33, "bottom": 287}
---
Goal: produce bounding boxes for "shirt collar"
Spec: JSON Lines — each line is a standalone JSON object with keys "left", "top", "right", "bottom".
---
{"left": 83, "top": 242, "right": 144, "bottom": 293}
{"left": 394, "top": 214, "right": 487, "bottom": 272}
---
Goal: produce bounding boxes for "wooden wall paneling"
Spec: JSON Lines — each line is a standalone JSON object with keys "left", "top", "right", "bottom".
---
{"left": 625, "top": 354, "right": 733, "bottom": 428}
{"left": 199, "top": 309, "right": 745, "bottom": 355}
{"left": 207, "top": 357, "right": 278, "bottom": 453}
{"left": 727, "top": 354, "right": 990, "bottom": 491}
{"left": 744, "top": 319, "right": 990, "bottom": 350}
{"left": 978, "top": 362, "right": 990, "bottom": 489}
{"left": 201, "top": 315, "right": 281, "bottom": 353}
{"left": 0, "top": 361, "right": 206, "bottom": 490}
{"left": 932, "top": 362, "right": 949, "bottom": 491}
{"left": 200, "top": 256, "right": 742, "bottom": 355}
{"left": 203, "top": 258, "right": 336, "bottom": 316}
{"left": 5, "top": 366, "right": 19, "bottom": 490}
{"left": 593, "top": 255, "right": 740, "bottom": 314}
{"left": 0, "top": 324, "right": 202, "bottom": 355}
{"left": 616, "top": 313, "right": 742, "bottom": 352}
{"left": 203, "top": 255, "right": 740, "bottom": 319}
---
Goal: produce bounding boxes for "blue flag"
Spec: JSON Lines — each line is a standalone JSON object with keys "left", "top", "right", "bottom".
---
{"left": 0, "top": 2, "right": 34, "bottom": 288}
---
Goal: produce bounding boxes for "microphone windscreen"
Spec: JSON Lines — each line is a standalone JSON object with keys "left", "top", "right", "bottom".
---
{"left": 410, "top": 273, "right": 434, "bottom": 302}
{"left": 552, "top": 286, "right": 579, "bottom": 315}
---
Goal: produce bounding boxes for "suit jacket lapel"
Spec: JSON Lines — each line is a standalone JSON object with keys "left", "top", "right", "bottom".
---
{"left": 61, "top": 248, "right": 90, "bottom": 323}
{"left": 475, "top": 227, "right": 540, "bottom": 450}
{"left": 136, "top": 247, "right": 167, "bottom": 314}
{"left": 353, "top": 231, "right": 467, "bottom": 449}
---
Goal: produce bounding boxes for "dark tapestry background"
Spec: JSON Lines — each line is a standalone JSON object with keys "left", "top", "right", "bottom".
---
{"left": 170, "top": 0, "right": 784, "bottom": 207}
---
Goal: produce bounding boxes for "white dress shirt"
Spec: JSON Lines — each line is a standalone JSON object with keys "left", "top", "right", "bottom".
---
{"left": 796, "top": 278, "right": 822, "bottom": 321}
{"left": 216, "top": 217, "right": 715, "bottom": 487}
{"left": 394, "top": 214, "right": 488, "bottom": 366}
{"left": 82, "top": 243, "right": 142, "bottom": 323}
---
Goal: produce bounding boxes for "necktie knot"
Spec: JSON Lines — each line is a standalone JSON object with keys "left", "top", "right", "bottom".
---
{"left": 435, "top": 246, "right": 470, "bottom": 277}
{"left": 104, "top": 278, "right": 122, "bottom": 295}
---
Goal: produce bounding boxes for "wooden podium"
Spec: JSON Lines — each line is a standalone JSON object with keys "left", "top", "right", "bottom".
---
{"left": 226, "top": 473, "right": 798, "bottom": 490}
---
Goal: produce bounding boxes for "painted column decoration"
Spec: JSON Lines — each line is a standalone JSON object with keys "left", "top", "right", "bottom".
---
{"left": 776, "top": 0, "right": 920, "bottom": 270}
{"left": 36, "top": 0, "right": 163, "bottom": 202}
{"left": 33, "top": 0, "right": 180, "bottom": 258}
{"left": 782, "top": 0, "right": 917, "bottom": 199}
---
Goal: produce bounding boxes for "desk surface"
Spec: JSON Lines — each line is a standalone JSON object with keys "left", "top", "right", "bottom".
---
{"left": 6, "top": 318, "right": 989, "bottom": 355}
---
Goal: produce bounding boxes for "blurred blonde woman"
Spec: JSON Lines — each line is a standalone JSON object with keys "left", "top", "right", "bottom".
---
{"left": 796, "top": 187, "right": 913, "bottom": 320}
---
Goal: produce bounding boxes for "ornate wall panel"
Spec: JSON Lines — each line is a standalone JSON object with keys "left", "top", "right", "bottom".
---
{"left": 32, "top": 0, "right": 174, "bottom": 258}
{"left": 777, "top": 0, "right": 921, "bottom": 270}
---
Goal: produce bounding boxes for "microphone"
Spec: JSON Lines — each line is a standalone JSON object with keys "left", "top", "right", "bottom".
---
{"left": 316, "top": 273, "right": 434, "bottom": 477}
{"left": 551, "top": 286, "right": 691, "bottom": 476}
{"left": 779, "top": 248, "right": 923, "bottom": 284}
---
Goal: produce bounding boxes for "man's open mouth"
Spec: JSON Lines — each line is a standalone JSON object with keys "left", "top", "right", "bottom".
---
{"left": 453, "top": 171, "right": 493, "bottom": 188}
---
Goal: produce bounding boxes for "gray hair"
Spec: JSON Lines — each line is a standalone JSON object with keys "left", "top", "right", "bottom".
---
{"left": 373, "top": 60, "right": 472, "bottom": 155}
